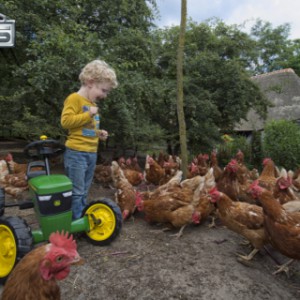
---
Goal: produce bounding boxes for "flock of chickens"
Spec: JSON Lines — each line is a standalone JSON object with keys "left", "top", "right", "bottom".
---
{"left": 96, "top": 150, "right": 300, "bottom": 277}
{"left": 3, "top": 149, "right": 300, "bottom": 299}
{"left": 0, "top": 153, "right": 30, "bottom": 198}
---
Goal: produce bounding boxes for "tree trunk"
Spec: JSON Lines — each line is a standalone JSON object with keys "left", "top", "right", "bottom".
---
{"left": 176, "top": 0, "right": 188, "bottom": 179}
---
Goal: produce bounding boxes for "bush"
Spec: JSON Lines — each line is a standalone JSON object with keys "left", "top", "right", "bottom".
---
{"left": 263, "top": 120, "right": 300, "bottom": 170}
{"left": 217, "top": 135, "right": 251, "bottom": 168}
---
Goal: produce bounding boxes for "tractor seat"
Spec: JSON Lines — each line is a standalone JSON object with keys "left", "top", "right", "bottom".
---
{"left": 26, "top": 161, "right": 47, "bottom": 179}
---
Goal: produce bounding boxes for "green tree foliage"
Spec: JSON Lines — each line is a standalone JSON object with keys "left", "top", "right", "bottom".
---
{"left": 249, "top": 19, "right": 300, "bottom": 76}
{"left": 0, "top": 0, "right": 157, "bottom": 143}
{"left": 2, "top": 2, "right": 300, "bottom": 159}
{"left": 263, "top": 120, "right": 300, "bottom": 170}
{"left": 153, "top": 19, "right": 270, "bottom": 154}
{"left": 100, "top": 25, "right": 168, "bottom": 150}
{"left": 283, "top": 39, "right": 300, "bottom": 77}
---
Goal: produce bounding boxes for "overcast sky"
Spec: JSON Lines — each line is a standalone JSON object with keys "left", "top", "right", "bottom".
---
{"left": 155, "top": 0, "right": 300, "bottom": 39}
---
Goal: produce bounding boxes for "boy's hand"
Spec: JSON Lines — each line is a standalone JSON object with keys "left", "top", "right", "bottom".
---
{"left": 89, "top": 106, "right": 98, "bottom": 117}
{"left": 98, "top": 130, "right": 108, "bottom": 141}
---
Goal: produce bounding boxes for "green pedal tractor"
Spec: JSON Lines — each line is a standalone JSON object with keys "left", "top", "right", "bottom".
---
{"left": 0, "top": 137, "right": 122, "bottom": 283}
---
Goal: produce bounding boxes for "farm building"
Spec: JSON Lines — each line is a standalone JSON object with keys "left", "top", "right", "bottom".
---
{"left": 235, "top": 68, "right": 300, "bottom": 133}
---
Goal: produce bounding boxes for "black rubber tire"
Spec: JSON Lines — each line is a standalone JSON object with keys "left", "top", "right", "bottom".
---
{"left": 0, "top": 216, "right": 33, "bottom": 285}
{"left": 82, "top": 198, "right": 122, "bottom": 246}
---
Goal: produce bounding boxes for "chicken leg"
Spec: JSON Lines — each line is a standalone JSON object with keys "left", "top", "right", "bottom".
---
{"left": 237, "top": 248, "right": 259, "bottom": 261}
{"left": 272, "top": 259, "right": 294, "bottom": 277}
{"left": 170, "top": 225, "right": 187, "bottom": 239}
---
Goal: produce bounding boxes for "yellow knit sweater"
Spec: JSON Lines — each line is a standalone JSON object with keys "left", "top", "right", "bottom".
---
{"left": 61, "top": 93, "right": 100, "bottom": 153}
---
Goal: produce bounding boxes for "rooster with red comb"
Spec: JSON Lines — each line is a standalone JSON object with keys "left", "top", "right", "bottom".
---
{"left": 1, "top": 231, "right": 83, "bottom": 300}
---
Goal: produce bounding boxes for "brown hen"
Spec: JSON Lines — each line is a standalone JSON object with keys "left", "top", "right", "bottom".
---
{"left": 94, "top": 163, "right": 113, "bottom": 188}
{"left": 136, "top": 171, "right": 205, "bottom": 237}
{"left": 273, "top": 168, "right": 299, "bottom": 204}
{"left": 1, "top": 231, "right": 83, "bottom": 300}
{"left": 249, "top": 180, "right": 300, "bottom": 274}
{"left": 210, "top": 150, "right": 223, "bottom": 182}
{"left": 258, "top": 158, "right": 278, "bottom": 191}
{"left": 209, "top": 187, "right": 267, "bottom": 261}
{"left": 187, "top": 162, "right": 200, "bottom": 179}
{"left": 111, "top": 161, "right": 139, "bottom": 220}
{"left": 144, "top": 155, "right": 165, "bottom": 186}
{"left": 216, "top": 159, "right": 255, "bottom": 204}
{"left": 0, "top": 156, "right": 28, "bottom": 198}
{"left": 196, "top": 153, "right": 209, "bottom": 176}
{"left": 5, "top": 153, "right": 28, "bottom": 174}
{"left": 123, "top": 168, "right": 144, "bottom": 186}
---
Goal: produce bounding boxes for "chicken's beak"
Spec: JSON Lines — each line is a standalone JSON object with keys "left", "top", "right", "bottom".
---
{"left": 72, "top": 255, "right": 85, "bottom": 266}
{"left": 208, "top": 195, "right": 216, "bottom": 203}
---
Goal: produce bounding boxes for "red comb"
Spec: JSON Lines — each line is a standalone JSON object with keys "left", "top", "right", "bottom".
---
{"left": 278, "top": 176, "right": 292, "bottom": 190}
{"left": 203, "top": 154, "right": 209, "bottom": 160}
{"left": 229, "top": 159, "right": 237, "bottom": 165}
{"left": 191, "top": 163, "right": 198, "bottom": 172}
{"left": 262, "top": 158, "right": 271, "bottom": 166}
{"left": 249, "top": 180, "right": 260, "bottom": 190}
{"left": 248, "top": 180, "right": 262, "bottom": 193}
{"left": 5, "top": 153, "right": 13, "bottom": 161}
{"left": 208, "top": 187, "right": 220, "bottom": 202}
{"left": 163, "top": 161, "right": 169, "bottom": 167}
{"left": 148, "top": 156, "right": 154, "bottom": 164}
{"left": 192, "top": 211, "right": 200, "bottom": 224}
{"left": 135, "top": 191, "right": 143, "bottom": 211}
{"left": 136, "top": 190, "right": 141, "bottom": 198}
{"left": 209, "top": 186, "right": 218, "bottom": 195}
{"left": 226, "top": 159, "right": 238, "bottom": 172}
{"left": 49, "top": 231, "right": 77, "bottom": 251}
{"left": 118, "top": 157, "right": 125, "bottom": 163}
{"left": 248, "top": 180, "right": 263, "bottom": 198}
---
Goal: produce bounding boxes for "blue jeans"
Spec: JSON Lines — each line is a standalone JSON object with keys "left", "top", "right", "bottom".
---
{"left": 64, "top": 147, "right": 97, "bottom": 219}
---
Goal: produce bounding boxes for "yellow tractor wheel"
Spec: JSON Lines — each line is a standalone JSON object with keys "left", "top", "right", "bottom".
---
{"left": 0, "top": 217, "right": 33, "bottom": 284}
{"left": 82, "top": 199, "right": 122, "bottom": 246}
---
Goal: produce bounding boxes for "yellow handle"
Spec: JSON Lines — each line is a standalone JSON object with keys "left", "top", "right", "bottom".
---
{"left": 40, "top": 135, "right": 48, "bottom": 140}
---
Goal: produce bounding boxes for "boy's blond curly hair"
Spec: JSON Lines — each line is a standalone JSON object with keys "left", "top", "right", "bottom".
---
{"left": 79, "top": 60, "right": 118, "bottom": 88}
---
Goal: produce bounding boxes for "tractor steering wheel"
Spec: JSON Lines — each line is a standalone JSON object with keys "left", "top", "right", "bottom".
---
{"left": 24, "top": 139, "right": 66, "bottom": 159}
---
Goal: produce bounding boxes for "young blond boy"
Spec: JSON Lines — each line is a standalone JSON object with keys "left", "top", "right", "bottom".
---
{"left": 61, "top": 59, "right": 118, "bottom": 219}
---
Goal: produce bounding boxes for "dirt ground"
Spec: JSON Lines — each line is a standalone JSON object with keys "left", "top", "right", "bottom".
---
{"left": 1, "top": 183, "right": 300, "bottom": 300}
{"left": 1, "top": 143, "right": 300, "bottom": 299}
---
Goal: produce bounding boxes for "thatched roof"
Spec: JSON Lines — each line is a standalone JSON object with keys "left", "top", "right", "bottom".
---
{"left": 235, "top": 68, "right": 300, "bottom": 131}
